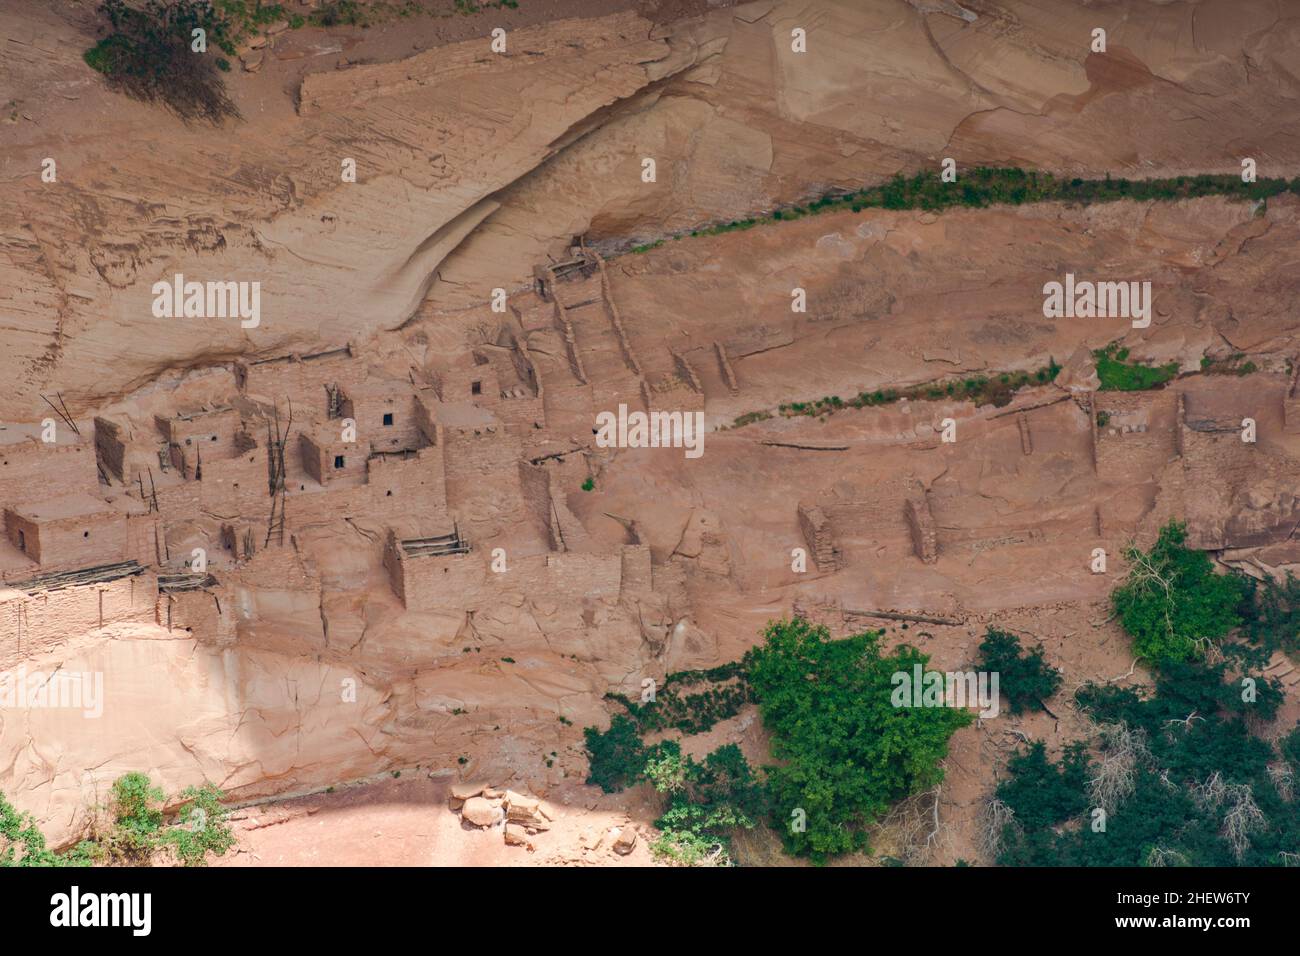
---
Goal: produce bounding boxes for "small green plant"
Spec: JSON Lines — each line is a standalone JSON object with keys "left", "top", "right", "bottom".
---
{"left": 737, "top": 360, "right": 1062, "bottom": 430}
{"left": 620, "top": 169, "right": 1295, "bottom": 259}
{"left": 1093, "top": 343, "right": 1179, "bottom": 391}
{"left": 165, "top": 783, "right": 235, "bottom": 867}
{"left": 975, "top": 629, "right": 1062, "bottom": 715}
{"left": 581, "top": 477, "right": 595, "bottom": 492}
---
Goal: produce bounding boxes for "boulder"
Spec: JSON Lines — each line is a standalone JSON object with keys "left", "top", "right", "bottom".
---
{"left": 461, "top": 796, "right": 502, "bottom": 828}
{"left": 613, "top": 825, "right": 637, "bottom": 855}
{"left": 451, "top": 780, "right": 487, "bottom": 801}
{"left": 504, "top": 823, "right": 532, "bottom": 848}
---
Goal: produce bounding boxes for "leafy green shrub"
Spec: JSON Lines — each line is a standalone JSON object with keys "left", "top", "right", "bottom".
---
{"left": 103, "top": 772, "right": 166, "bottom": 864}
{"left": 1, "top": 792, "right": 92, "bottom": 867}
{"left": 1112, "top": 522, "right": 1252, "bottom": 666}
{"left": 1240, "top": 572, "right": 1300, "bottom": 657}
{"left": 1093, "top": 343, "right": 1179, "bottom": 391}
{"left": 88, "top": 773, "right": 236, "bottom": 866}
{"left": 165, "top": 783, "right": 235, "bottom": 867}
{"left": 976, "top": 629, "right": 1062, "bottom": 715}
{"left": 993, "top": 662, "right": 1296, "bottom": 866}
{"left": 645, "top": 742, "right": 765, "bottom": 866}
{"left": 743, "top": 619, "right": 972, "bottom": 860}
{"left": 582, "top": 714, "right": 648, "bottom": 793}
{"left": 608, "top": 665, "right": 752, "bottom": 737}
{"left": 84, "top": 0, "right": 240, "bottom": 123}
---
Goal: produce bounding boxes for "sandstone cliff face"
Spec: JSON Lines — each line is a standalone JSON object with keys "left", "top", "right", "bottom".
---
{"left": 4, "top": 0, "right": 1300, "bottom": 416}
{"left": 3, "top": 0, "right": 1300, "bottom": 857}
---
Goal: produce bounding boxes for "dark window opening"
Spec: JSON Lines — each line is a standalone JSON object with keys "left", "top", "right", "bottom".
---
{"left": 17, "top": 530, "right": 24, "bottom": 552}
{"left": 471, "top": 381, "right": 482, "bottom": 396}
{"left": 386, "top": 490, "right": 393, "bottom": 496}
{"left": 211, "top": 435, "right": 217, "bottom": 442}
{"left": 382, "top": 413, "right": 394, "bottom": 426}
{"left": 83, "top": 530, "right": 89, "bottom": 538}
{"left": 333, "top": 455, "right": 345, "bottom": 469}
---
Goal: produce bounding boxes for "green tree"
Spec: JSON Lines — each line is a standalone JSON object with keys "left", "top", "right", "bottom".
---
{"left": 994, "top": 663, "right": 1296, "bottom": 867}
{"left": 1112, "top": 522, "right": 1251, "bottom": 666}
{"left": 976, "top": 628, "right": 1062, "bottom": 715}
{"left": 743, "top": 619, "right": 972, "bottom": 860}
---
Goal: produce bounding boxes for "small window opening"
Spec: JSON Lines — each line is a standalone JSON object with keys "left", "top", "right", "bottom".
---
{"left": 383, "top": 413, "right": 394, "bottom": 426}
{"left": 334, "top": 455, "right": 345, "bottom": 469}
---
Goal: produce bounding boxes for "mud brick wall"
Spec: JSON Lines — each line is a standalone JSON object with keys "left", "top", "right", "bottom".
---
{"left": 414, "top": 397, "right": 442, "bottom": 446}
{"left": 156, "top": 408, "right": 244, "bottom": 461}
{"left": 154, "top": 480, "right": 202, "bottom": 523}
{"left": 1095, "top": 426, "right": 1175, "bottom": 479}
{"left": 299, "top": 431, "right": 366, "bottom": 485}
{"left": 443, "top": 426, "right": 523, "bottom": 489}
{"left": 0, "top": 444, "right": 98, "bottom": 511}
{"left": 517, "top": 461, "right": 591, "bottom": 552}
{"left": 282, "top": 483, "right": 374, "bottom": 530}
{"left": 342, "top": 390, "right": 423, "bottom": 453}
{"left": 125, "top": 513, "right": 162, "bottom": 567}
{"left": 0, "top": 571, "right": 158, "bottom": 669}
{"left": 797, "top": 503, "right": 839, "bottom": 571}
{"left": 540, "top": 552, "right": 621, "bottom": 601}
{"left": 237, "top": 353, "right": 362, "bottom": 413}
{"left": 224, "top": 545, "right": 320, "bottom": 592}
{"left": 398, "top": 551, "right": 488, "bottom": 611}
{"left": 904, "top": 490, "right": 938, "bottom": 564}
{"left": 714, "top": 341, "right": 739, "bottom": 392}
{"left": 510, "top": 337, "right": 544, "bottom": 405}
{"left": 518, "top": 462, "right": 555, "bottom": 549}
{"left": 4, "top": 507, "right": 129, "bottom": 569}
{"left": 154, "top": 453, "right": 267, "bottom": 523}
{"left": 93, "top": 417, "right": 128, "bottom": 482}
{"left": 493, "top": 396, "right": 546, "bottom": 428}
{"left": 200, "top": 450, "right": 269, "bottom": 516}
{"left": 368, "top": 448, "right": 448, "bottom": 521}
{"left": 436, "top": 365, "right": 500, "bottom": 406}
{"left": 647, "top": 380, "right": 705, "bottom": 415}
{"left": 670, "top": 349, "right": 703, "bottom": 394}
{"left": 158, "top": 587, "right": 233, "bottom": 645}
